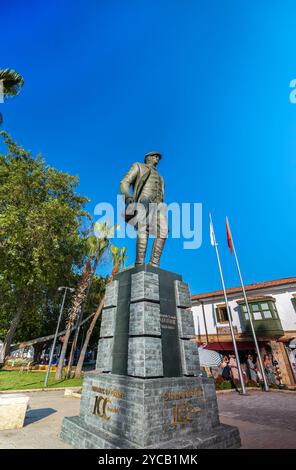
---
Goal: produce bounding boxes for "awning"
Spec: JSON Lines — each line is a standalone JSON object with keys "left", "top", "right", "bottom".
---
{"left": 200, "top": 341, "right": 266, "bottom": 351}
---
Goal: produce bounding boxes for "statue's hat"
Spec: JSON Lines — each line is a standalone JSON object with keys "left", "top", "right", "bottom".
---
{"left": 144, "top": 151, "right": 162, "bottom": 160}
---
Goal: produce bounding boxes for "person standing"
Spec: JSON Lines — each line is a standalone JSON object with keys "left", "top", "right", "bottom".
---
{"left": 229, "top": 353, "right": 239, "bottom": 381}
{"left": 241, "top": 362, "right": 248, "bottom": 384}
{"left": 247, "top": 354, "right": 258, "bottom": 383}
{"left": 221, "top": 354, "right": 239, "bottom": 392}
{"left": 254, "top": 359, "right": 264, "bottom": 389}
{"left": 221, "top": 355, "right": 231, "bottom": 381}
{"left": 263, "top": 354, "right": 276, "bottom": 385}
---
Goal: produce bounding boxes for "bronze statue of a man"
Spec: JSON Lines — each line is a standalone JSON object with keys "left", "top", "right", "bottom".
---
{"left": 120, "top": 151, "right": 168, "bottom": 267}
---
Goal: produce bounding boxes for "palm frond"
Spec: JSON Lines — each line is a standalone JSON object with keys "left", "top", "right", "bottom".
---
{"left": 86, "top": 235, "right": 98, "bottom": 256}
{"left": 110, "top": 245, "right": 119, "bottom": 255}
{"left": 0, "top": 69, "right": 24, "bottom": 99}
{"left": 94, "top": 220, "right": 119, "bottom": 240}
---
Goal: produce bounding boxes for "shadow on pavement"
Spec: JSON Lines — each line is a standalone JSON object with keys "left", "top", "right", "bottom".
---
{"left": 24, "top": 408, "right": 57, "bottom": 425}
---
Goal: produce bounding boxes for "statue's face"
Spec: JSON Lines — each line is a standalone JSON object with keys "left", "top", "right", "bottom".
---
{"left": 146, "top": 155, "right": 160, "bottom": 167}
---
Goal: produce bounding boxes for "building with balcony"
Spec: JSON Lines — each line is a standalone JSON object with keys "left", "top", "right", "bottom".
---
{"left": 191, "top": 277, "right": 296, "bottom": 386}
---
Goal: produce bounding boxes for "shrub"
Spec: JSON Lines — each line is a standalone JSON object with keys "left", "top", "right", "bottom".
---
{"left": 268, "top": 383, "right": 288, "bottom": 390}
{"left": 246, "top": 380, "right": 260, "bottom": 388}
{"left": 5, "top": 358, "right": 30, "bottom": 367}
{"left": 215, "top": 377, "right": 232, "bottom": 390}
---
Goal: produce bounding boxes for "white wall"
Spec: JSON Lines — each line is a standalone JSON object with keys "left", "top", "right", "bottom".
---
{"left": 272, "top": 287, "right": 296, "bottom": 331}
{"left": 192, "top": 299, "right": 244, "bottom": 336}
{"left": 192, "top": 286, "right": 296, "bottom": 337}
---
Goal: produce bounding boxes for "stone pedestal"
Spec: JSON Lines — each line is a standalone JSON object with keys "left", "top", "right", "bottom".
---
{"left": 0, "top": 394, "right": 29, "bottom": 430}
{"left": 61, "top": 265, "right": 240, "bottom": 449}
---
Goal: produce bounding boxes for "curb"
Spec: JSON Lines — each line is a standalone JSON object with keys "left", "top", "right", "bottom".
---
{"left": 266, "top": 388, "right": 296, "bottom": 394}
{"left": 216, "top": 387, "right": 259, "bottom": 394}
{"left": 64, "top": 388, "right": 82, "bottom": 398}
{"left": 216, "top": 387, "right": 296, "bottom": 394}
{"left": 0, "top": 386, "right": 82, "bottom": 394}
{"left": 1, "top": 386, "right": 295, "bottom": 395}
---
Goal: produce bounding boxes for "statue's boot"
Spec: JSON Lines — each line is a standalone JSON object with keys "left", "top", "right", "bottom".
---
{"left": 135, "top": 233, "right": 148, "bottom": 265}
{"left": 149, "top": 237, "right": 166, "bottom": 268}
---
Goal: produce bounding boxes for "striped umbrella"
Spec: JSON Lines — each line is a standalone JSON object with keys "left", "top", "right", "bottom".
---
{"left": 198, "top": 346, "right": 223, "bottom": 368}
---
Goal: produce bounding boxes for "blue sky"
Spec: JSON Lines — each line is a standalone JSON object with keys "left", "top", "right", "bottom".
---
{"left": 1, "top": 0, "right": 295, "bottom": 294}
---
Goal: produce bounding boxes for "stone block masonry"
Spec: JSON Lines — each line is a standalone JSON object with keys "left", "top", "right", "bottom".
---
{"left": 174, "top": 280, "right": 192, "bottom": 308}
{"left": 179, "top": 339, "right": 200, "bottom": 376}
{"left": 96, "top": 338, "right": 113, "bottom": 372}
{"left": 176, "top": 307, "right": 195, "bottom": 339}
{"left": 129, "top": 301, "right": 161, "bottom": 336}
{"left": 61, "top": 374, "right": 240, "bottom": 449}
{"left": 100, "top": 307, "right": 117, "bottom": 338}
{"left": 131, "top": 271, "right": 160, "bottom": 302}
{"left": 104, "top": 281, "right": 119, "bottom": 308}
{"left": 61, "top": 265, "right": 241, "bottom": 449}
{"left": 128, "top": 337, "right": 163, "bottom": 377}
{"left": 96, "top": 279, "right": 119, "bottom": 373}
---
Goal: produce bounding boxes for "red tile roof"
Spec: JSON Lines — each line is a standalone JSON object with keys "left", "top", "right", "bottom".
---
{"left": 191, "top": 277, "right": 296, "bottom": 301}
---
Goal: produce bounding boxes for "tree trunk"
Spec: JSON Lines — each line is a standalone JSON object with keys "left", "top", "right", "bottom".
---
{"left": 33, "top": 342, "right": 44, "bottom": 363}
{"left": 55, "top": 257, "right": 92, "bottom": 380}
{"left": 1, "top": 299, "right": 27, "bottom": 364}
{"left": 74, "top": 295, "right": 105, "bottom": 378}
{"left": 66, "top": 257, "right": 99, "bottom": 378}
{"left": 55, "top": 328, "right": 71, "bottom": 379}
{"left": 65, "top": 309, "right": 82, "bottom": 379}
{"left": 74, "top": 267, "right": 118, "bottom": 378}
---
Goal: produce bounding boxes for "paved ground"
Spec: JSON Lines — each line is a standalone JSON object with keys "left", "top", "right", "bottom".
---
{"left": 0, "top": 390, "right": 80, "bottom": 449}
{"left": 0, "top": 390, "right": 295, "bottom": 448}
{"left": 218, "top": 390, "right": 296, "bottom": 449}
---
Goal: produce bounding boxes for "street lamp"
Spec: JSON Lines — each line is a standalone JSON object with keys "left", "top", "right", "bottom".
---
{"left": 44, "top": 286, "right": 74, "bottom": 388}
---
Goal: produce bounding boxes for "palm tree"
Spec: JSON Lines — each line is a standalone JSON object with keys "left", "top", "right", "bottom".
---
{"left": 55, "top": 221, "right": 117, "bottom": 380}
{"left": 0, "top": 69, "right": 24, "bottom": 126}
{"left": 74, "top": 245, "right": 127, "bottom": 378}
{"left": 65, "top": 222, "right": 117, "bottom": 378}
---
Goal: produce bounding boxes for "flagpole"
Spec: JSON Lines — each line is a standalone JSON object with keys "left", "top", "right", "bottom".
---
{"left": 210, "top": 213, "right": 247, "bottom": 395}
{"left": 226, "top": 216, "right": 269, "bottom": 392}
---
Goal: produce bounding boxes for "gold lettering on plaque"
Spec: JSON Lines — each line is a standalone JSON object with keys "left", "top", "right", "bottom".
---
{"left": 163, "top": 388, "right": 203, "bottom": 401}
{"left": 94, "top": 396, "right": 112, "bottom": 420}
{"left": 92, "top": 386, "right": 124, "bottom": 399}
{"left": 163, "top": 388, "right": 203, "bottom": 429}
{"left": 92, "top": 385, "right": 123, "bottom": 420}
{"left": 172, "top": 400, "right": 201, "bottom": 429}
{"left": 93, "top": 394, "right": 120, "bottom": 420}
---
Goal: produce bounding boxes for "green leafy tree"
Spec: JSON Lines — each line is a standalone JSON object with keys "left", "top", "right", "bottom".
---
{"left": 0, "top": 131, "right": 89, "bottom": 363}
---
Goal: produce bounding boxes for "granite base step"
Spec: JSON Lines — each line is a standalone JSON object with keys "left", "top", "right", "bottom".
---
{"left": 61, "top": 415, "right": 241, "bottom": 449}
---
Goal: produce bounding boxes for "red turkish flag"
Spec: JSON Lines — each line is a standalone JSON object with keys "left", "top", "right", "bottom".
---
{"left": 226, "top": 217, "right": 233, "bottom": 254}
